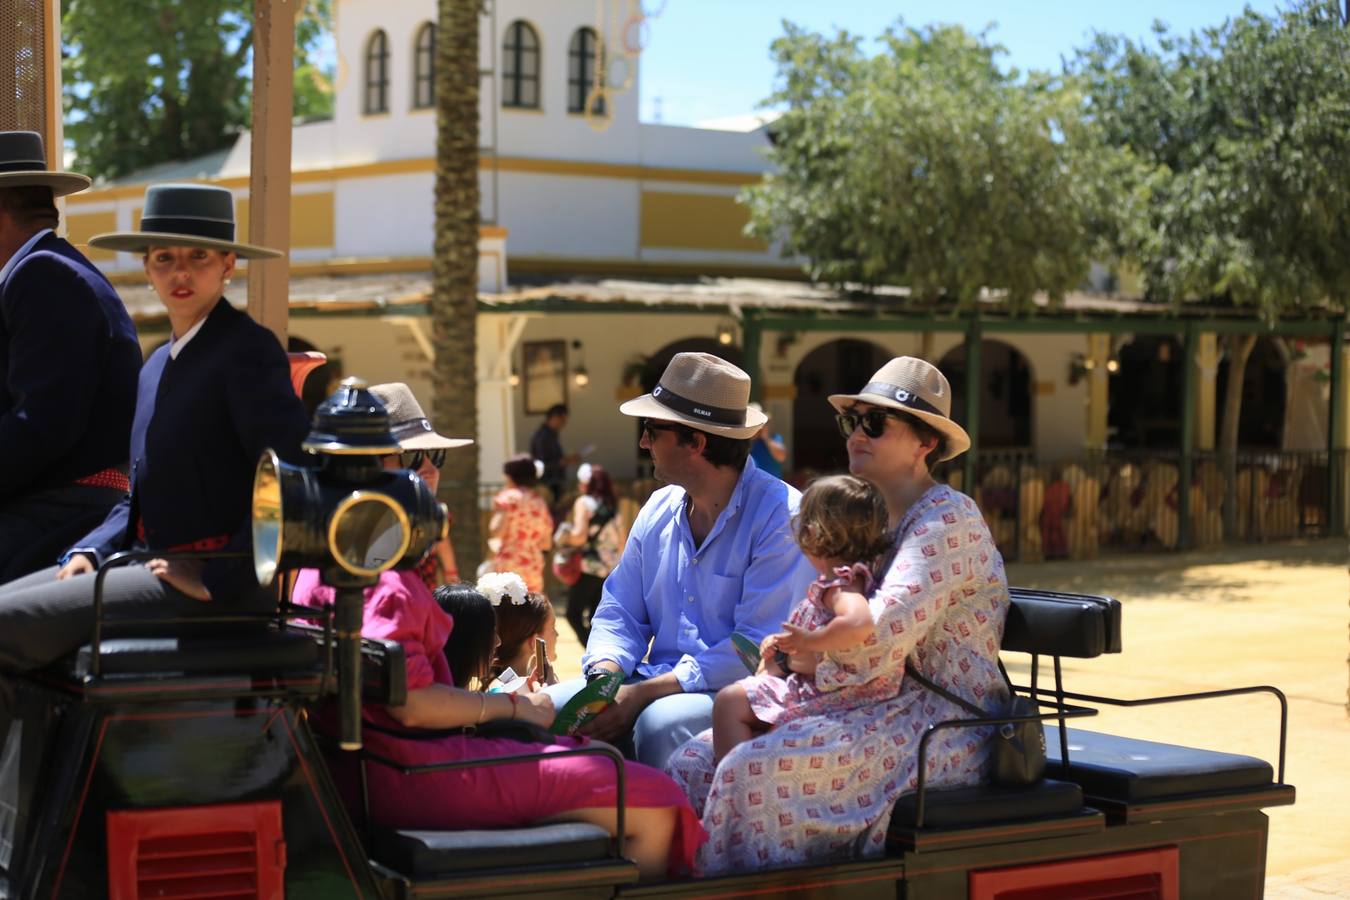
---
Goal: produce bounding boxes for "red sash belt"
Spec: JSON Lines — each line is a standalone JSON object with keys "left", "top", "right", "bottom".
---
{"left": 74, "top": 467, "right": 130, "bottom": 493}
{"left": 135, "top": 516, "right": 230, "bottom": 554}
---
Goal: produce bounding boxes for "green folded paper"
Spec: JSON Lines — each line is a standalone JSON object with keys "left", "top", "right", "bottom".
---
{"left": 551, "top": 671, "right": 624, "bottom": 735}
{"left": 731, "top": 632, "right": 761, "bottom": 674}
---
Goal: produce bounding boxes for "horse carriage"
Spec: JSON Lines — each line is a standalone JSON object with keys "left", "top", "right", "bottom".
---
{"left": 0, "top": 378, "right": 1293, "bottom": 900}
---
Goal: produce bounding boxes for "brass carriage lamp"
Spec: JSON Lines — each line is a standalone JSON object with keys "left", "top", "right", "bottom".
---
{"left": 251, "top": 377, "right": 447, "bottom": 750}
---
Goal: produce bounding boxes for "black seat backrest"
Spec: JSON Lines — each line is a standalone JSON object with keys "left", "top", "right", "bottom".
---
{"left": 1003, "top": 589, "right": 1121, "bottom": 659}
{"left": 287, "top": 623, "right": 407, "bottom": 706}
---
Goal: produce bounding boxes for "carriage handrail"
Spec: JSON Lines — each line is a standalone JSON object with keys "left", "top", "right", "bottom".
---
{"left": 911, "top": 700, "right": 1099, "bottom": 829}
{"left": 1017, "top": 683, "right": 1289, "bottom": 785}
{"left": 357, "top": 740, "right": 628, "bottom": 861}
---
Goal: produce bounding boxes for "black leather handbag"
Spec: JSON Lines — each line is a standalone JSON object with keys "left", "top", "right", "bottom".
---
{"left": 905, "top": 663, "right": 1046, "bottom": 787}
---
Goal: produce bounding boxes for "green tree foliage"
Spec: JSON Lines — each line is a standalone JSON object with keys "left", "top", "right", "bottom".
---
{"left": 1073, "top": 0, "right": 1350, "bottom": 318}
{"left": 63, "top": 0, "right": 334, "bottom": 182}
{"left": 742, "top": 21, "right": 1137, "bottom": 309}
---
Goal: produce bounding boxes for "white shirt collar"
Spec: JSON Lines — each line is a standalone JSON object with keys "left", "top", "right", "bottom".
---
{"left": 0, "top": 228, "right": 53, "bottom": 288}
{"left": 169, "top": 315, "right": 209, "bottom": 359}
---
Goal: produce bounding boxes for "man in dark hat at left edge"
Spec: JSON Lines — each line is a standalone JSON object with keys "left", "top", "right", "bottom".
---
{"left": 0, "top": 131, "right": 140, "bottom": 580}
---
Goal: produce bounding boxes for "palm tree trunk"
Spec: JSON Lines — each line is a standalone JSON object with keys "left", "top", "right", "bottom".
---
{"left": 1220, "top": 333, "right": 1257, "bottom": 539}
{"left": 432, "top": 0, "right": 483, "bottom": 576}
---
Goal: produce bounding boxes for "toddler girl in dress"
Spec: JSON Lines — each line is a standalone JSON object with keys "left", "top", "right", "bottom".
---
{"left": 711, "top": 474, "right": 892, "bottom": 763}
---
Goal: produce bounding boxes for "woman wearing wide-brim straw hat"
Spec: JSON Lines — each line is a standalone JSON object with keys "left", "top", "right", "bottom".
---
{"left": 0, "top": 183, "right": 311, "bottom": 671}
{"left": 670, "top": 356, "right": 1014, "bottom": 876}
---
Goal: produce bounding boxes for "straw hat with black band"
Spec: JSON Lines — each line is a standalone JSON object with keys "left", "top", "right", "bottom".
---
{"left": 828, "top": 356, "right": 971, "bottom": 461}
{"left": 0, "top": 131, "right": 90, "bottom": 197}
{"left": 369, "top": 382, "right": 473, "bottom": 450}
{"left": 619, "top": 352, "right": 766, "bottom": 440}
{"left": 88, "top": 183, "right": 281, "bottom": 259}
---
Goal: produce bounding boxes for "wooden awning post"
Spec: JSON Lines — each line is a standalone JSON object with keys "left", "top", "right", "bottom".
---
{"left": 247, "top": 0, "right": 295, "bottom": 344}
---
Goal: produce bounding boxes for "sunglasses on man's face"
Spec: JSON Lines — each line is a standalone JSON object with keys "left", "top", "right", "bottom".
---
{"left": 641, "top": 419, "right": 682, "bottom": 441}
{"left": 400, "top": 449, "right": 447, "bottom": 470}
{"left": 835, "top": 410, "right": 901, "bottom": 440}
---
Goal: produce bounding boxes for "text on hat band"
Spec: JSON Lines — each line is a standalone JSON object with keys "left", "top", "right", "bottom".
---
{"left": 651, "top": 382, "right": 745, "bottom": 427}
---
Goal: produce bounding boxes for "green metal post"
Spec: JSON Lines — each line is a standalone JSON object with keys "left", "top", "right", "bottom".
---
{"left": 742, "top": 310, "right": 763, "bottom": 402}
{"left": 962, "top": 315, "right": 981, "bottom": 492}
{"left": 1178, "top": 322, "right": 1197, "bottom": 551}
{"left": 1328, "top": 318, "right": 1346, "bottom": 535}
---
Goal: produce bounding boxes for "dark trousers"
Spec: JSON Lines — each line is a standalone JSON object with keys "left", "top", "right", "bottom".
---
{"left": 0, "top": 483, "right": 126, "bottom": 582}
{"left": 0, "top": 562, "right": 274, "bottom": 672}
{"left": 565, "top": 572, "right": 605, "bottom": 645}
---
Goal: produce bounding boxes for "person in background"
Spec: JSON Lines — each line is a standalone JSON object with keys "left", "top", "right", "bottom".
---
{"left": 433, "top": 582, "right": 499, "bottom": 692}
{"left": 486, "top": 454, "right": 553, "bottom": 592}
{"left": 0, "top": 131, "right": 141, "bottom": 580}
{"left": 747, "top": 402, "right": 788, "bottom": 480}
{"left": 560, "top": 462, "right": 623, "bottom": 643}
{"left": 530, "top": 403, "right": 579, "bottom": 505}
{"left": 545, "top": 353, "right": 816, "bottom": 769}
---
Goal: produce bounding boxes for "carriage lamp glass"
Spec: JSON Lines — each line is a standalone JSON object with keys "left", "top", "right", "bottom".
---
{"left": 327, "top": 491, "right": 411, "bottom": 577}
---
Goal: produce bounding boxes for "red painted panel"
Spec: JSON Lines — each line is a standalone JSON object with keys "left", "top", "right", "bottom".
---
{"left": 106, "top": 801, "right": 285, "bottom": 900}
{"left": 969, "top": 846, "right": 1179, "bottom": 900}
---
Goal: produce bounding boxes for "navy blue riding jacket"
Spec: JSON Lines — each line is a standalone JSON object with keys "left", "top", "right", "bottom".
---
{"left": 74, "top": 298, "right": 310, "bottom": 601}
{"left": 0, "top": 233, "right": 141, "bottom": 499}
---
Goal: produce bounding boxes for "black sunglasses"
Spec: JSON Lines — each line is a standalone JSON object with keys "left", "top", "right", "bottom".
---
{"left": 641, "top": 418, "right": 683, "bottom": 440}
{"left": 835, "top": 410, "right": 901, "bottom": 440}
{"left": 400, "top": 449, "right": 447, "bottom": 470}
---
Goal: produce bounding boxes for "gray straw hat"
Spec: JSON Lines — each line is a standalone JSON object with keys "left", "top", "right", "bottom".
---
{"left": 619, "top": 352, "right": 766, "bottom": 439}
{"left": 369, "top": 382, "right": 472, "bottom": 450}
{"left": 0, "top": 131, "right": 90, "bottom": 197}
{"left": 89, "top": 183, "right": 282, "bottom": 259}
{"left": 828, "top": 356, "right": 971, "bottom": 461}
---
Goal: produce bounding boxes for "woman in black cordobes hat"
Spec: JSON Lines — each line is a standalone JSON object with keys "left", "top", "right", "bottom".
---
{"left": 0, "top": 183, "right": 310, "bottom": 670}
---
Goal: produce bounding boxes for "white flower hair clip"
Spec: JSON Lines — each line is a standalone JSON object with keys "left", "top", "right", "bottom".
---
{"left": 477, "top": 571, "right": 529, "bottom": 607}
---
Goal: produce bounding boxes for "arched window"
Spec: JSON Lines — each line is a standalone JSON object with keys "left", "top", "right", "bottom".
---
{"left": 568, "top": 27, "right": 605, "bottom": 116}
{"left": 364, "top": 29, "right": 390, "bottom": 115}
{"left": 502, "top": 20, "right": 540, "bottom": 109}
{"left": 413, "top": 22, "right": 435, "bottom": 109}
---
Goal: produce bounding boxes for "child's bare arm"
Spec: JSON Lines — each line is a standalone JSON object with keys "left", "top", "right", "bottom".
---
{"left": 776, "top": 587, "right": 873, "bottom": 653}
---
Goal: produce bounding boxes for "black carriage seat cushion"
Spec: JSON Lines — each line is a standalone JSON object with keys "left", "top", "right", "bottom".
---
{"left": 1045, "top": 726, "right": 1273, "bottom": 802}
{"left": 1004, "top": 588, "right": 1122, "bottom": 658}
{"left": 890, "top": 778, "right": 1083, "bottom": 831}
{"left": 72, "top": 628, "right": 318, "bottom": 678}
{"left": 372, "top": 823, "right": 613, "bottom": 876}
{"left": 285, "top": 623, "right": 406, "bottom": 705}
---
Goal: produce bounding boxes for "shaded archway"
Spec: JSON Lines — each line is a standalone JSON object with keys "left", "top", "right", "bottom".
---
{"left": 938, "top": 340, "right": 1033, "bottom": 449}
{"left": 1216, "top": 336, "right": 1286, "bottom": 448}
{"left": 792, "top": 339, "right": 891, "bottom": 474}
{"left": 1107, "top": 335, "right": 1183, "bottom": 448}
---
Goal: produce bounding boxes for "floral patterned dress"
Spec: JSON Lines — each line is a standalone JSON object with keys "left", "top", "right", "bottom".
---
{"left": 742, "top": 563, "right": 896, "bottom": 726}
{"left": 666, "top": 484, "right": 1009, "bottom": 876}
{"left": 490, "top": 486, "right": 553, "bottom": 592}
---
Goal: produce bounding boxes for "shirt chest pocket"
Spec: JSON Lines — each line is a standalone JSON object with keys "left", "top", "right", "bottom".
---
{"left": 687, "top": 572, "right": 743, "bottom": 634}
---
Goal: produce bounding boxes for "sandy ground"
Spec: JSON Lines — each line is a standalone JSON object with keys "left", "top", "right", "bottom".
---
{"left": 548, "top": 538, "right": 1350, "bottom": 895}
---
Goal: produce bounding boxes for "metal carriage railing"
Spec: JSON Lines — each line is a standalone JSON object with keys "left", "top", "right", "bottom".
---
{"left": 939, "top": 448, "right": 1340, "bottom": 562}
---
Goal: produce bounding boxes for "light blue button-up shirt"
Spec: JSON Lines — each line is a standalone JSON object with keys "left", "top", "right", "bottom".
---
{"left": 583, "top": 458, "right": 817, "bottom": 693}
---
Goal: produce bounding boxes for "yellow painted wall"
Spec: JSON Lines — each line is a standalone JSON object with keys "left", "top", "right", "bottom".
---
{"left": 236, "top": 192, "right": 336, "bottom": 248}
{"left": 65, "top": 210, "right": 117, "bottom": 260}
{"left": 639, "top": 191, "right": 766, "bottom": 253}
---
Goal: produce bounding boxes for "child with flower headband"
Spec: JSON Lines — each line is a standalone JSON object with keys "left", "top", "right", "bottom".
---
{"left": 478, "top": 572, "right": 559, "bottom": 686}
{"left": 710, "top": 474, "right": 893, "bottom": 763}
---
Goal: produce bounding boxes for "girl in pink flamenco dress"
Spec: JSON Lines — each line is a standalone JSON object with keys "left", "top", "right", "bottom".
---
{"left": 293, "top": 568, "right": 705, "bottom": 881}
{"left": 711, "top": 475, "right": 894, "bottom": 764}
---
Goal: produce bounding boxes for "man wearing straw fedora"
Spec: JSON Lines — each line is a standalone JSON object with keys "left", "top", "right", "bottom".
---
{"left": 546, "top": 353, "right": 816, "bottom": 769}
{"left": 0, "top": 131, "right": 141, "bottom": 580}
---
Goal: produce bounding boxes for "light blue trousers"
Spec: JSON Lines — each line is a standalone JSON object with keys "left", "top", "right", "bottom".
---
{"left": 544, "top": 676, "right": 715, "bottom": 770}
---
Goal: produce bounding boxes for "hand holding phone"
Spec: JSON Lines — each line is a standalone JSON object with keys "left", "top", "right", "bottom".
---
{"left": 532, "top": 636, "right": 554, "bottom": 685}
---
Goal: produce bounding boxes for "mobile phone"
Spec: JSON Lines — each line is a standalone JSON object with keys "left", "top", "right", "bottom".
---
{"left": 533, "top": 636, "right": 553, "bottom": 684}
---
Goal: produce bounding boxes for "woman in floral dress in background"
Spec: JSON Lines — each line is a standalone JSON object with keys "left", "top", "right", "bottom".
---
{"left": 487, "top": 453, "right": 553, "bottom": 592}
{"left": 667, "top": 357, "right": 1011, "bottom": 876}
